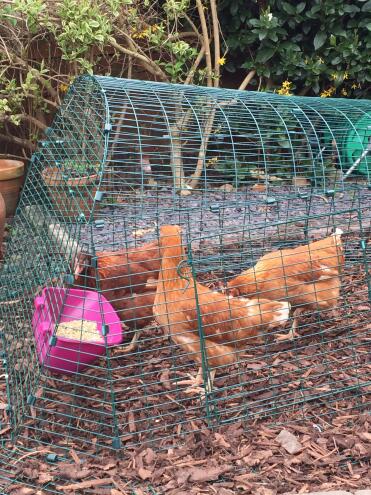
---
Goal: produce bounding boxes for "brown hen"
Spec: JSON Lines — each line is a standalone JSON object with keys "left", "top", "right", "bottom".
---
{"left": 227, "top": 229, "right": 344, "bottom": 340}
{"left": 114, "top": 291, "right": 156, "bottom": 330}
{"left": 153, "top": 225, "right": 290, "bottom": 392}
{"left": 73, "top": 240, "right": 160, "bottom": 337}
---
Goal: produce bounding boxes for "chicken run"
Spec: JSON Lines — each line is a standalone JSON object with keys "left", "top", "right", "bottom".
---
{"left": 0, "top": 76, "right": 370, "bottom": 467}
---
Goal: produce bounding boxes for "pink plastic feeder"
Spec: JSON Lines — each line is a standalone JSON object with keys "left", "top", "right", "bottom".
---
{"left": 32, "top": 287, "right": 124, "bottom": 374}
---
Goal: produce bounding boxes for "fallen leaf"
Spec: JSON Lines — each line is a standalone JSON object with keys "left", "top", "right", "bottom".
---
{"left": 244, "top": 362, "right": 265, "bottom": 371}
{"left": 276, "top": 429, "right": 303, "bottom": 454}
{"left": 102, "top": 461, "right": 117, "bottom": 471}
{"left": 22, "top": 468, "right": 39, "bottom": 480}
{"left": 354, "top": 442, "right": 368, "bottom": 456}
{"left": 133, "top": 227, "right": 155, "bottom": 238}
{"left": 56, "top": 463, "right": 91, "bottom": 480}
{"left": 179, "top": 188, "right": 192, "bottom": 196}
{"left": 56, "top": 478, "right": 112, "bottom": 491}
{"left": 38, "top": 471, "right": 54, "bottom": 484}
{"left": 9, "top": 488, "right": 35, "bottom": 495}
{"left": 217, "top": 489, "right": 235, "bottom": 495}
{"left": 357, "top": 431, "right": 371, "bottom": 442}
{"left": 333, "top": 434, "right": 355, "bottom": 449}
{"left": 252, "top": 183, "right": 266, "bottom": 192}
{"left": 159, "top": 369, "right": 172, "bottom": 390}
{"left": 188, "top": 465, "right": 233, "bottom": 482}
{"left": 128, "top": 411, "right": 136, "bottom": 433}
{"left": 256, "top": 487, "right": 276, "bottom": 495}
{"left": 268, "top": 174, "right": 283, "bottom": 182}
{"left": 356, "top": 305, "right": 370, "bottom": 311}
{"left": 219, "top": 184, "right": 234, "bottom": 192}
{"left": 292, "top": 177, "right": 310, "bottom": 187}
{"left": 137, "top": 467, "right": 152, "bottom": 480}
{"left": 214, "top": 432, "right": 231, "bottom": 448}
{"left": 144, "top": 448, "right": 156, "bottom": 465}
{"left": 69, "top": 449, "right": 81, "bottom": 465}
{"left": 243, "top": 450, "right": 273, "bottom": 466}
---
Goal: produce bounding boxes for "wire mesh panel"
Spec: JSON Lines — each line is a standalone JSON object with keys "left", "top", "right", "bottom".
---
{"left": 0, "top": 76, "right": 370, "bottom": 459}
{"left": 98, "top": 75, "right": 370, "bottom": 198}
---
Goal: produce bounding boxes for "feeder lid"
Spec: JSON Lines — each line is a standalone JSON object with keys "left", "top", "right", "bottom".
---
{"left": 343, "top": 115, "right": 371, "bottom": 176}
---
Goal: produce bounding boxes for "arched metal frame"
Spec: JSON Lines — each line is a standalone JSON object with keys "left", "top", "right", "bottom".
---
{"left": 0, "top": 76, "right": 369, "bottom": 460}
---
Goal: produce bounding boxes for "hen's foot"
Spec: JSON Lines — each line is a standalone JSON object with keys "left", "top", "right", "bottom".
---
{"left": 178, "top": 369, "right": 216, "bottom": 396}
{"left": 275, "top": 317, "right": 300, "bottom": 342}
{"left": 275, "top": 328, "right": 299, "bottom": 342}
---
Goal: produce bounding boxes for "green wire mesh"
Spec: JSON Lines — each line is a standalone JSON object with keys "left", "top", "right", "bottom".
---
{"left": 0, "top": 76, "right": 369, "bottom": 461}
{"left": 0, "top": 445, "right": 158, "bottom": 495}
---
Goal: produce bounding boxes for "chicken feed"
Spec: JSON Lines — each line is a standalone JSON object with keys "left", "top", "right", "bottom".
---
{"left": 55, "top": 319, "right": 103, "bottom": 342}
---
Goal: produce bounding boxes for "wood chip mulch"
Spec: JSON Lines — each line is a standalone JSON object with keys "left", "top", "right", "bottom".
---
{"left": 0, "top": 408, "right": 369, "bottom": 495}
{"left": 0, "top": 201, "right": 369, "bottom": 495}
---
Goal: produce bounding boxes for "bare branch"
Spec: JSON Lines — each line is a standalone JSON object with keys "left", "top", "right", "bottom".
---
{"left": 238, "top": 70, "right": 256, "bottom": 91}
{"left": 210, "top": 0, "right": 220, "bottom": 88}
{"left": 184, "top": 46, "right": 205, "bottom": 85}
{"left": 0, "top": 133, "right": 36, "bottom": 151}
{"left": 168, "top": 31, "right": 200, "bottom": 41}
{"left": 187, "top": 106, "right": 216, "bottom": 189}
{"left": 195, "top": 0, "right": 213, "bottom": 87}
{"left": 0, "top": 114, "right": 47, "bottom": 131}
{"left": 27, "top": 94, "right": 58, "bottom": 109}
{"left": 109, "top": 37, "right": 168, "bottom": 82}
{"left": 183, "top": 13, "right": 204, "bottom": 44}
{"left": 11, "top": 54, "right": 58, "bottom": 99}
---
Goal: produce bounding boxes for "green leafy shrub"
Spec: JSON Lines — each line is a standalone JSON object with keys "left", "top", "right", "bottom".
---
{"left": 219, "top": 0, "right": 370, "bottom": 96}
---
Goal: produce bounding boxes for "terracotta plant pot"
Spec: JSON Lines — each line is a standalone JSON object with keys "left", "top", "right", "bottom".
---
{"left": 41, "top": 166, "right": 98, "bottom": 220}
{"left": 0, "top": 159, "right": 25, "bottom": 217}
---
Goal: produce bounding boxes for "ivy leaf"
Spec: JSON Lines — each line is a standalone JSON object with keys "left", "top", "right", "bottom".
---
{"left": 297, "top": 2, "right": 306, "bottom": 14}
{"left": 281, "top": 2, "right": 296, "bottom": 14}
{"left": 255, "top": 46, "right": 276, "bottom": 63}
{"left": 362, "top": 0, "right": 371, "bottom": 11}
{"left": 225, "top": 62, "right": 236, "bottom": 73}
{"left": 314, "top": 31, "right": 326, "bottom": 50}
{"left": 259, "top": 30, "right": 267, "bottom": 40}
{"left": 230, "top": 2, "right": 239, "bottom": 16}
{"left": 343, "top": 5, "right": 360, "bottom": 13}
{"left": 312, "top": 81, "right": 320, "bottom": 94}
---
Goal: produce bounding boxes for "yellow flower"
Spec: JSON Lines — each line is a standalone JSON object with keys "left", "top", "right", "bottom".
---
{"left": 330, "top": 72, "right": 338, "bottom": 80}
{"left": 343, "top": 71, "right": 349, "bottom": 80}
{"left": 318, "top": 57, "right": 324, "bottom": 64}
{"left": 341, "top": 88, "right": 348, "bottom": 96}
{"left": 59, "top": 83, "right": 69, "bottom": 93}
{"left": 132, "top": 24, "right": 157, "bottom": 39}
{"left": 320, "top": 86, "right": 336, "bottom": 98}
{"left": 351, "top": 83, "right": 357, "bottom": 89}
{"left": 218, "top": 57, "right": 226, "bottom": 66}
{"left": 277, "top": 80, "right": 293, "bottom": 96}
{"left": 277, "top": 88, "right": 292, "bottom": 96}
{"left": 207, "top": 157, "right": 218, "bottom": 166}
